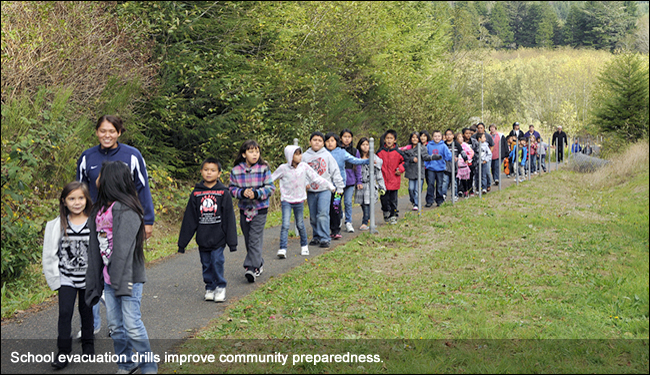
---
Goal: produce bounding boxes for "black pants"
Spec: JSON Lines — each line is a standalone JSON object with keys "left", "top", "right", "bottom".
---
{"left": 58, "top": 286, "right": 94, "bottom": 354}
{"left": 330, "top": 192, "right": 342, "bottom": 235}
{"left": 380, "top": 190, "right": 399, "bottom": 218}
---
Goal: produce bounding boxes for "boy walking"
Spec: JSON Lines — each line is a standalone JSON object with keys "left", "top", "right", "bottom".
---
{"left": 178, "top": 158, "right": 237, "bottom": 302}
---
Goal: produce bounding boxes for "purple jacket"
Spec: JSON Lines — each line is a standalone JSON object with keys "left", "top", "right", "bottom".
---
{"left": 343, "top": 146, "right": 362, "bottom": 186}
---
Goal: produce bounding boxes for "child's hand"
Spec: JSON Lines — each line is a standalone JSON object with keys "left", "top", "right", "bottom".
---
{"left": 395, "top": 169, "right": 402, "bottom": 176}
{"left": 379, "top": 189, "right": 386, "bottom": 196}
{"left": 356, "top": 184, "right": 363, "bottom": 190}
{"left": 243, "top": 188, "right": 255, "bottom": 199}
{"left": 413, "top": 157, "right": 418, "bottom": 163}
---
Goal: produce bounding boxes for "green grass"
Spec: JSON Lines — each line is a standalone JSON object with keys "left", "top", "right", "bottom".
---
{"left": 161, "top": 168, "right": 649, "bottom": 373}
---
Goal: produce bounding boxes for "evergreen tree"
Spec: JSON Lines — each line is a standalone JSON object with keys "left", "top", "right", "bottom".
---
{"left": 507, "top": 1, "right": 529, "bottom": 48}
{"left": 489, "top": 2, "right": 515, "bottom": 48}
{"left": 564, "top": 4, "right": 585, "bottom": 47}
{"left": 593, "top": 53, "right": 649, "bottom": 140}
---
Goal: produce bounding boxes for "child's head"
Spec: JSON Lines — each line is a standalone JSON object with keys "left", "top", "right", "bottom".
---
{"left": 310, "top": 131, "right": 325, "bottom": 152}
{"left": 59, "top": 181, "right": 92, "bottom": 231}
{"left": 537, "top": 136, "right": 542, "bottom": 142}
{"left": 445, "top": 129, "right": 455, "bottom": 142}
{"left": 456, "top": 132, "right": 464, "bottom": 144}
{"left": 324, "top": 132, "right": 340, "bottom": 151}
{"left": 356, "top": 137, "right": 370, "bottom": 157}
{"left": 234, "top": 140, "right": 265, "bottom": 167}
{"left": 381, "top": 129, "right": 398, "bottom": 148}
{"left": 292, "top": 147, "right": 302, "bottom": 165}
{"left": 478, "top": 133, "right": 486, "bottom": 143}
{"left": 469, "top": 124, "right": 478, "bottom": 134}
{"left": 407, "top": 131, "right": 420, "bottom": 147}
{"left": 432, "top": 130, "right": 442, "bottom": 143}
{"left": 201, "top": 157, "right": 222, "bottom": 184}
{"left": 519, "top": 137, "right": 526, "bottom": 146}
{"left": 462, "top": 127, "right": 472, "bottom": 141}
{"left": 419, "top": 130, "right": 430, "bottom": 144}
{"left": 340, "top": 129, "right": 353, "bottom": 147}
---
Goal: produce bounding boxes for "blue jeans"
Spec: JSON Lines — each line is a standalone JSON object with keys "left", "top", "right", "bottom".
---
{"left": 93, "top": 303, "right": 101, "bottom": 331}
{"left": 426, "top": 170, "right": 446, "bottom": 206}
{"left": 280, "top": 201, "right": 308, "bottom": 249}
{"left": 199, "top": 247, "right": 226, "bottom": 290}
{"left": 104, "top": 282, "right": 157, "bottom": 374}
{"left": 307, "top": 191, "right": 331, "bottom": 243}
{"left": 343, "top": 185, "right": 355, "bottom": 224}
{"left": 481, "top": 162, "right": 490, "bottom": 190}
{"left": 361, "top": 204, "right": 370, "bottom": 225}
{"left": 491, "top": 159, "right": 500, "bottom": 183}
{"left": 442, "top": 172, "right": 450, "bottom": 199}
{"left": 408, "top": 179, "right": 424, "bottom": 207}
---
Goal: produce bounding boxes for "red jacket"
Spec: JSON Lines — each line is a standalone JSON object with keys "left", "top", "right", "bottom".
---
{"left": 376, "top": 144, "right": 405, "bottom": 190}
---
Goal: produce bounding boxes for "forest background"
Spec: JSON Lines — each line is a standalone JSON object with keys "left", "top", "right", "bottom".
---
{"left": 1, "top": 1, "right": 649, "bottom": 292}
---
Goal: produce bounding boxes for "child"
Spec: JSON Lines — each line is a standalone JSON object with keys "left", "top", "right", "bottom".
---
{"left": 340, "top": 129, "right": 363, "bottom": 233}
{"left": 537, "top": 136, "right": 548, "bottom": 172}
{"left": 229, "top": 140, "right": 276, "bottom": 282}
{"left": 509, "top": 137, "right": 528, "bottom": 182}
{"left": 505, "top": 135, "right": 517, "bottom": 178}
{"left": 85, "top": 161, "right": 157, "bottom": 374}
{"left": 43, "top": 182, "right": 94, "bottom": 369}
{"left": 478, "top": 133, "right": 492, "bottom": 194}
{"left": 529, "top": 137, "right": 538, "bottom": 174}
{"left": 302, "top": 131, "right": 345, "bottom": 248}
{"left": 178, "top": 158, "right": 237, "bottom": 302}
{"left": 425, "top": 130, "right": 453, "bottom": 207}
{"left": 272, "top": 145, "right": 335, "bottom": 257}
{"left": 355, "top": 137, "right": 386, "bottom": 230}
{"left": 376, "top": 129, "right": 405, "bottom": 224}
{"left": 402, "top": 131, "right": 441, "bottom": 211}
{"left": 324, "top": 132, "right": 369, "bottom": 239}
{"left": 457, "top": 132, "right": 474, "bottom": 198}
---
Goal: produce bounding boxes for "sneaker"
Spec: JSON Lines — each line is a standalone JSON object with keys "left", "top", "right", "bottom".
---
{"left": 254, "top": 266, "right": 264, "bottom": 278}
{"left": 452, "top": 196, "right": 458, "bottom": 202}
{"left": 412, "top": 206, "right": 419, "bottom": 211}
{"left": 214, "top": 287, "right": 226, "bottom": 302}
{"left": 487, "top": 186, "right": 491, "bottom": 192}
{"left": 383, "top": 211, "right": 390, "bottom": 222}
{"left": 115, "top": 367, "right": 139, "bottom": 374}
{"left": 245, "top": 268, "right": 256, "bottom": 283}
{"left": 331, "top": 233, "right": 342, "bottom": 240}
{"left": 389, "top": 216, "right": 398, "bottom": 225}
{"left": 359, "top": 224, "right": 369, "bottom": 231}
{"left": 494, "top": 180, "right": 499, "bottom": 186}
{"left": 301, "top": 246, "right": 310, "bottom": 256}
{"left": 425, "top": 203, "right": 433, "bottom": 208}
{"left": 345, "top": 222, "right": 355, "bottom": 233}
{"left": 204, "top": 289, "right": 215, "bottom": 301}
{"left": 74, "top": 326, "right": 101, "bottom": 339}
{"left": 309, "top": 238, "right": 320, "bottom": 246}
{"left": 277, "top": 249, "right": 287, "bottom": 259}
{"left": 51, "top": 353, "right": 68, "bottom": 370}
{"left": 482, "top": 189, "right": 487, "bottom": 194}
{"left": 319, "top": 241, "right": 330, "bottom": 248}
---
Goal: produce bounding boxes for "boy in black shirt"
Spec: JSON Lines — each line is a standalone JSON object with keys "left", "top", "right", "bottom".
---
{"left": 178, "top": 158, "right": 237, "bottom": 302}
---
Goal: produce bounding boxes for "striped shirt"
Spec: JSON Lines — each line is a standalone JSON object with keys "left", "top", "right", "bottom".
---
{"left": 229, "top": 162, "right": 276, "bottom": 214}
{"left": 58, "top": 219, "right": 90, "bottom": 289}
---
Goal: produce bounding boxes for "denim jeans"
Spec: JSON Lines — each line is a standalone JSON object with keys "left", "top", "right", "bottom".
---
{"left": 280, "top": 201, "right": 308, "bottom": 249}
{"left": 199, "top": 247, "right": 226, "bottom": 290}
{"left": 539, "top": 154, "right": 546, "bottom": 171}
{"left": 441, "top": 172, "right": 450, "bottom": 199}
{"left": 307, "top": 190, "right": 331, "bottom": 243}
{"left": 361, "top": 204, "right": 370, "bottom": 225}
{"left": 93, "top": 303, "right": 101, "bottom": 331}
{"left": 426, "top": 170, "right": 446, "bottom": 206}
{"left": 408, "top": 179, "right": 424, "bottom": 207}
{"left": 104, "top": 282, "right": 157, "bottom": 374}
{"left": 481, "top": 162, "right": 490, "bottom": 190}
{"left": 491, "top": 159, "right": 501, "bottom": 183}
{"left": 343, "top": 185, "right": 355, "bottom": 224}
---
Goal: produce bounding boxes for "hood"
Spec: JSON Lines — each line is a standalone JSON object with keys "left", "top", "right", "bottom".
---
{"left": 195, "top": 180, "right": 225, "bottom": 190}
{"left": 284, "top": 145, "right": 301, "bottom": 165}
{"left": 428, "top": 140, "right": 445, "bottom": 147}
{"left": 305, "top": 146, "right": 329, "bottom": 156}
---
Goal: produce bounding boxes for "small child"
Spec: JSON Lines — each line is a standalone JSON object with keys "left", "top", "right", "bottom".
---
{"left": 478, "top": 133, "right": 492, "bottom": 193}
{"left": 509, "top": 137, "right": 528, "bottom": 182}
{"left": 272, "top": 145, "right": 335, "bottom": 257}
{"left": 376, "top": 129, "right": 405, "bottom": 224}
{"left": 43, "top": 182, "right": 94, "bottom": 369}
{"left": 355, "top": 137, "right": 386, "bottom": 230}
{"left": 456, "top": 133, "right": 473, "bottom": 197}
{"left": 229, "top": 140, "right": 276, "bottom": 283}
{"left": 85, "top": 161, "right": 156, "bottom": 374}
{"left": 425, "top": 130, "right": 453, "bottom": 207}
{"left": 178, "top": 157, "right": 237, "bottom": 302}
{"left": 402, "top": 131, "right": 441, "bottom": 211}
{"left": 529, "top": 137, "right": 538, "bottom": 174}
{"left": 302, "top": 131, "right": 345, "bottom": 248}
{"left": 339, "top": 129, "right": 363, "bottom": 233}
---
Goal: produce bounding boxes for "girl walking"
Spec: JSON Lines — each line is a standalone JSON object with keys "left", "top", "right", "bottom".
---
{"left": 402, "top": 132, "right": 440, "bottom": 211}
{"left": 43, "top": 182, "right": 94, "bottom": 369}
{"left": 85, "top": 161, "right": 157, "bottom": 374}
{"left": 229, "top": 140, "right": 276, "bottom": 282}
{"left": 355, "top": 137, "right": 386, "bottom": 230}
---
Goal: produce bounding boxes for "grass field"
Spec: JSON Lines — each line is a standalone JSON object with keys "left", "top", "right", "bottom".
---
{"left": 160, "top": 143, "right": 649, "bottom": 373}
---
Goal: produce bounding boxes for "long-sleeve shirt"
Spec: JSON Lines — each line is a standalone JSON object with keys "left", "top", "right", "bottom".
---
{"left": 480, "top": 142, "right": 492, "bottom": 163}
{"left": 302, "top": 147, "right": 345, "bottom": 193}
{"left": 229, "top": 162, "right": 275, "bottom": 215}
{"left": 272, "top": 145, "right": 334, "bottom": 203}
{"left": 328, "top": 147, "right": 369, "bottom": 184}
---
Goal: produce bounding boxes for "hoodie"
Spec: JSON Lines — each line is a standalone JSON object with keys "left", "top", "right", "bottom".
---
{"left": 178, "top": 180, "right": 238, "bottom": 253}
{"left": 376, "top": 143, "right": 405, "bottom": 191}
{"left": 302, "top": 147, "right": 345, "bottom": 193}
{"left": 425, "top": 140, "right": 452, "bottom": 172}
{"left": 272, "top": 145, "right": 335, "bottom": 203}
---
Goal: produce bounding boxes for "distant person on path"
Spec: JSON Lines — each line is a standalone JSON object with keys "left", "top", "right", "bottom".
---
{"left": 462, "top": 127, "right": 480, "bottom": 196}
{"left": 85, "top": 161, "right": 157, "bottom": 375}
{"left": 456, "top": 132, "right": 473, "bottom": 198}
{"left": 583, "top": 142, "right": 593, "bottom": 155}
{"left": 552, "top": 125, "right": 568, "bottom": 163}
{"left": 444, "top": 129, "right": 464, "bottom": 199}
{"left": 178, "top": 158, "right": 237, "bottom": 303}
{"left": 76, "top": 115, "right": 155, "bottom": 340}
{"left": 509, "top": 122, "right": 526, "bottom": 140}
{"left": 419, "top": 130, "right": 431, "bottom": 201}
{"left": 524, "top": 124, "right": 541, "bottom": 141}
{"left": 537, "top": 137, "right": 548, "bottom": 172}
{"left": 43, "top": 182, "right": 94, "bottom": 370}
{"left": 571, "top": 139, "right": 582, "bottom": 154}
{"left": 229, "top": 140, "right": 275, "bottom": 283}
{"left": 339, "top": 129, "right": 363, "bottom": 234}
{"left": 528, "top": 137, "right": 538, "bottom": 174}
{"left": 377, "top": 129, "right": 406, "bottom": 223}
{"left": 355, "top": 137, "right": 386, "bottom": 230}
{"left": 510, "top": 137, "right": 528, "bottom": 182}
{"left": 324, "top": 132, "right": 369, "bottom": 240}
{"left": 272, "top": 145, "right": 334, "bottom": 257}
{"left": 489, "top": 124, "right": 508, "bottom": 186}
{"left": 303, "top": 132, "right": 345, "bottom": 249}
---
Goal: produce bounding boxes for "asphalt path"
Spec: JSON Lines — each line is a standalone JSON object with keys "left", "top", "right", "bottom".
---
{"left": 1, "top": 163, "right": 557, "bottom": 374}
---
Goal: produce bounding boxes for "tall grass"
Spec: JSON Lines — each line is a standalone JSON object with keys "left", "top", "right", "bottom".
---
{"left": 590, "top": 141, "right": 649, "bottom": 187}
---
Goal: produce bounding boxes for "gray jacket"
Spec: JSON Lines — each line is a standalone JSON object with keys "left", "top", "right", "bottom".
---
{"left": 85, "top": 201, "right": 146, "bottom": 307}
{"left": 402, "top": 146, "right": 441, "bottom": 180}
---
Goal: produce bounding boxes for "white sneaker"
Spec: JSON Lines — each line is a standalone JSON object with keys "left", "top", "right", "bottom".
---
{"left": 214, "top": 287, "right": 226, "bottom": 302}
{"left": 205, "top": 289, "right": 215, "bottom": 301}
{"left": 277, "top": 249, "right": 287, "bottom": 259}
{"left": 74, "top": 326, "right": 101, "bottom": 339}
{"left": 301, "top": 246, "right": 310, "bottom": 256}
{"left": 345, "top": 222, "right": 354, "bottom": 233}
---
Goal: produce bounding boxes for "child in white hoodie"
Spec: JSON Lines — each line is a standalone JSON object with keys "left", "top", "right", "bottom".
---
{"left": 272, "top": 145, "right": 334, "bottom": 257}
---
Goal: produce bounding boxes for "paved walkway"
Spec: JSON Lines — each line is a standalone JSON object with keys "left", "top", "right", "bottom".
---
{"left": 1, "top": 165, "right": 556, "bottom": 374}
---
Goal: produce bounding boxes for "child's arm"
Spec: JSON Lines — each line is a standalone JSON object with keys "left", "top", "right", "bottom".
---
{"left": 42, "top": 218, "right": 61, "bottom": 291}
{"left": 177, "top": 194, "right": 198, "bottom": 253}
{"left": 110, "top": 207, "right": 141, "bottom": 297}
{"left": 228, "top": 166, "right": 245, "bottom": 199}
{"left": 376, "top": 164, "right": 387, "bottom": 192}
{"left": 329, "top": 156, "right": 345, "bottom": 193}
{"left": 271, "top": 165, "right": 285, "bottom": 182}
{"left": 222, "top": 190, "right": 238, "bottom": 252}
{"left": 354, "top": 150, "right": 363, "bottom": 187}
{"left": 306, "top": 164, "right": 336, "bottom": 192}
{"left": 420, "top": 146, "right": 442, "bottom": 162}
{"left": 343, "top": 151, "right": 370, "bottom": 165}
{"left": 253, "top": 165, "right": 275, "bottom": 200}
